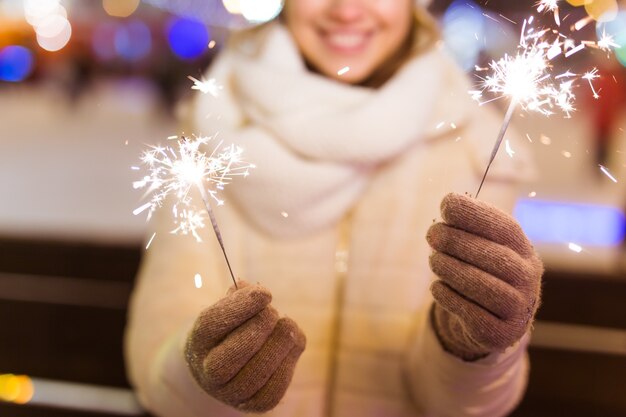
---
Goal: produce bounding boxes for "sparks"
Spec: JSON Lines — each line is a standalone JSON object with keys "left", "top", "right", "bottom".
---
{"left": 599, "top": 164, "right": 618, "bottom": 183}
{"left": 145, "top": 232, "right": 157, "bottom": 250}
{"left": 536, "top": 0, "right": 558, "bottom": 13}
{"left": 505, "top": 139, "right": 515, "bottom": 157}
{"left": 188, "top": 76, "right": 223, "bottom": 97}
{"left": 536, "top": 0, "right": 560, "bottom": 25}
{"left": 596, "top": 29, "right": 620, "bottom": 52}
{"left": 471, "top": 20, "right": 578, "bottom": 118}
{"left": 583, "top": 68, "right": 600, "bottom": 99}
{"left": 471, "top": 16, "right": 600, "bottom": 197}
{"left": 134, "top": 135, "right": 254, "bottom": 287}
{"left": 134, "top": 135, "right": 254, "bottom": 241}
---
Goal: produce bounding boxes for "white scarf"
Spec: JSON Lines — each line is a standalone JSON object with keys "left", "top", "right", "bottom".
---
{"left": 193, "top": 23, "right": 472, "bottom": 237}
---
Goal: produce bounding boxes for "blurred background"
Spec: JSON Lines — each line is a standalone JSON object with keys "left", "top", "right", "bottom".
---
{"left": 0, "top": 0, "right": 625, "bottom": 416}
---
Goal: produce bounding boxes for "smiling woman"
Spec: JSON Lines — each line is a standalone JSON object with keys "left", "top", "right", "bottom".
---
{"left": 125, "top": 1, "right": 546, "bottom": 417}
{"left": 282, "top": 0, "right": 415, "bottom": 85}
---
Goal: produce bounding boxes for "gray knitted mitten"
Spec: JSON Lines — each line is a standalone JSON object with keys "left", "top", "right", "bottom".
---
{"left": 185, "top": 281, "right": 306, "bottom": 413}
{"left": 426, "top": 193, "right": 543, "bottom": 361}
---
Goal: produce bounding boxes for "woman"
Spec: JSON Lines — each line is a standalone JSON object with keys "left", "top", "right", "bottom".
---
{"left": 125, "top": 1, "right": 543, "bottom": 416}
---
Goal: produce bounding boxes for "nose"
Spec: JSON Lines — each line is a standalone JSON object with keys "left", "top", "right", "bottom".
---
{"left": 328, "top": 0, "right": 366, "bottom": 22}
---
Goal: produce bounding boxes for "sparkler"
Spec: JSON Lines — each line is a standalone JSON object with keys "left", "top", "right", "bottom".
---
{"left": 470, "top": 14, "right": 602, "bottom": 198}
{"left": 133, "top": 135, "right": 254, "bottom": 287}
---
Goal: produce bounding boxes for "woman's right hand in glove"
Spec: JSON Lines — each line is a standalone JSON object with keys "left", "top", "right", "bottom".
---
{"left": 184, "top": 281, "right": 306, "bottom": 413}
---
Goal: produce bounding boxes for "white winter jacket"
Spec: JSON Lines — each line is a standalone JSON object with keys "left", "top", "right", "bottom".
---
{"left": 125, "top": 12, "right": 535, "bottom": 417}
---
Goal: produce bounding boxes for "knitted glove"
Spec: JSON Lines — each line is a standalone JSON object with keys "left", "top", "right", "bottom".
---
{"left": 184, "top": 281, "right": 306, "bottom": 413}
{"left": 426, "top": 193, "right": 543, "bottom": 361}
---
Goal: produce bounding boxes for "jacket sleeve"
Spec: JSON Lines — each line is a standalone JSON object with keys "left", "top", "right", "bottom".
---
{"left": 406, "top": 179, "right": 533, "bottom": 417}
{"left": 406, "top": 303, "right": 530, "bottom": 417}
{"left": 405, "top": 99, "right": 537, "bottom": 417}
{"left": 123, "top": 192, "right": 243, "bottom": 417}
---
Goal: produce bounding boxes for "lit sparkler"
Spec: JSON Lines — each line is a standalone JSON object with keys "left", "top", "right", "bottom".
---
{"left": 470, "top": 16, "right": 599, "bottom": 197}
{"left": 133, "top": 135, "right": 254, "bottom": 287}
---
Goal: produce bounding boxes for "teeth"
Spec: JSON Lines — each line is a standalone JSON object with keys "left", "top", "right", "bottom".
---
{"left": 326, "top": 33, "right": 366, "bottom": 48}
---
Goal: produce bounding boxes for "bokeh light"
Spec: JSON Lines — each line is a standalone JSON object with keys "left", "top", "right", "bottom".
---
{"left": 239, "top": 0, "right": 283, "bottom": 23}
{"left": 222, "top": 0, "right": 242, "bottom": 14}
{"left": 566, "top": 0, "right": 592, "bottom": 6}
{"left": 442, "top": 0, "right": 485, "bottom": 71}
{"left": 166, "top": 17, "right": 209, "bottom": 60}
{"left": 115, "top": 20, "right": 152, "bottom": 62}
{"left": 0, "top": 46, "right": 34, "bottom": 82}
{"left": 515, "top": 200, "right": 626, "bottom": 246}
{"left": 585, "top": 0, "right": 619, "bottom": 22}
{"left": 36, "top": 17, "right": 71, "bottom": 51}
{"left": 92, "top": 22, "right": 118, "bottom": 61}
{"left": 102, "top": 0, "right": 140, "bottom": 17}
{"left": 23, "top": 0, "right": 73, "bottom": 52}
{"left": 23, "top": 0, "right": 62, "bottom": 27}
{"left": 35, "top": 13, "right": 69, "bottom": 38}
{"left": 0, "top": 374, "right": 33, "bottom": 404}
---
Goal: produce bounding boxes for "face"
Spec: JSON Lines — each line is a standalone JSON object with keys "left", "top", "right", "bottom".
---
{"left": 283, "top": 0, "right": 414, "bottom": 85}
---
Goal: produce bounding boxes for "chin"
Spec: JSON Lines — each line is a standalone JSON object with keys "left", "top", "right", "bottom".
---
{"left": 325, "top": 66, "right": 371, "bottom": 85}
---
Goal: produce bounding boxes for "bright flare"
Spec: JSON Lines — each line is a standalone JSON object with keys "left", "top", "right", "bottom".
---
{"left": 188, "top": 76, "right": 223, "bottom": 97}
{"left": 133, "top": 135, "right": 254, "bottom": 242}
{"left": 470, "top": 21, "right": 580, "bottom": 118}
{"left": 470, "top": 15, "right": 602, "bottom": 198}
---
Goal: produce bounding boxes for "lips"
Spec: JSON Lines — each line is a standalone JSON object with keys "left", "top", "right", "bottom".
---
{"left": 321, "top": 30, "right": 372, "bottom": 53}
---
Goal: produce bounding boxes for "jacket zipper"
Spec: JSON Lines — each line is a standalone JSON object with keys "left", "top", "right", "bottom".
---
{"left": 324, "top": 216, "right": 351, "bottom": 417}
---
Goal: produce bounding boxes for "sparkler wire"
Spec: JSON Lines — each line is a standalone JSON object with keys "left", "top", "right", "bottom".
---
{"left": 475, "top": 99, "right": 518, "bottom": 198}
{"left": 196, "top": 183, "right": 238, "bottom": 289}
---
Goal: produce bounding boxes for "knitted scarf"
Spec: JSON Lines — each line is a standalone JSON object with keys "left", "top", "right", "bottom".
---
{"left": 193, "top": 22, "right": 472, "bottom": 237}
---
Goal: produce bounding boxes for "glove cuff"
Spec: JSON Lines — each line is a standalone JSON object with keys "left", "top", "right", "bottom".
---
{"left": 430, "top": 304, "right": 490, "bottom": 362}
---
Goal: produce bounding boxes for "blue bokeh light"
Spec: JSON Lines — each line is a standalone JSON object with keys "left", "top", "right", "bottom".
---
{"left": 514, "top": 199, "right": 626, "bottom": 246}
{"left": 442, "top": 0, "right": 485, "bottom": 71}
{"left": 115, "top": 20, "right": 152, "bottom": 62}
{"left": 0, "top": 46, "right": 34, "bottom": 82}
{"left": 166, "top": 17, "right": 209, "bottom": 60}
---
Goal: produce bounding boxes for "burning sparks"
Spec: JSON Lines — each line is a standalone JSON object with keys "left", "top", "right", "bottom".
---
{"left": 188, "top": 76, "right": 223, "bottom": 97}
{"left": 470, "top": 13, "right": 604, "bottom": 197}
{"left": 470, "top": 21, "right": 581, "bottom": 118}
{"left": 536, "top": 0, "right": 560, "bottom": 25}
{"left": 596, "top": 29, "right": 620, "bottom": 52}
{"left": 134, "top": 135, "right": 254, "bottom": 288}
{"left": 133, "top": 135, "right": 254, "bottom": 242}
{"left": 145, "top": 232, "right": 156, "bottom": 250}
{"left": 505, "top": 139, "right": 515, "bottom": 157}
{"left": 583, "top": 68, "right": 600, "bottom": 99}
{"left": 536, "top": 0, "right": 558, "bottom": 13}
{"left": 599, "top": 164, "right": 618, "bottom": 183}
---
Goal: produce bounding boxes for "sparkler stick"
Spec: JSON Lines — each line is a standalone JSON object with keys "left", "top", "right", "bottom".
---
{"left": 196, "top": 183, "right": 237, "bottom": 287}
{"left": 475, "top": 100, "right": 517, "bottom": 198}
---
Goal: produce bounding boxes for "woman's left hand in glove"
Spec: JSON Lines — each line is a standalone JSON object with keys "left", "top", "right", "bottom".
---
{"left": 426, "top": 192, "right": 543, "bottom": 361}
